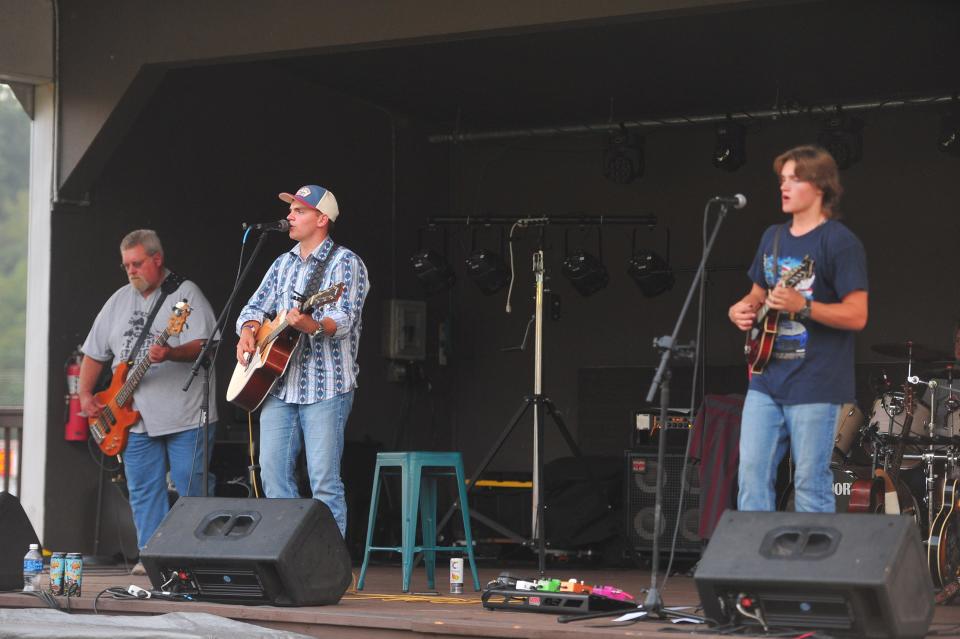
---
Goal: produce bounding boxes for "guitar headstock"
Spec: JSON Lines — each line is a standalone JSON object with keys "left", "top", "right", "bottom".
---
{"left": 782, "top": 256, "right": 814, "bottom": 287}
{"left": 167, "top": 299, "right": 192, "bottom": 335}
{"left": 302, "top": 282, "right": 345, "bottom": 311}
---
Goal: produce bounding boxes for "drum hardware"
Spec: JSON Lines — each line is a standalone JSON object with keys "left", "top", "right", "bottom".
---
{"left": 871, "top": 341, "right": 953, "bottom": 362}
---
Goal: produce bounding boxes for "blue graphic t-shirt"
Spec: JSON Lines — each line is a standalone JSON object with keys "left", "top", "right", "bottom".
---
{"left": 747, "top": 220, "right": 868, "bottom": 404}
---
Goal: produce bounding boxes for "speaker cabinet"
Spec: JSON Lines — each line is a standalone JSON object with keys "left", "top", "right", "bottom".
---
{"left": 695, "top": 511, "right": 933, "bottom": 638}
{"left": 0, "top": 492, "right": 40, "bottom": 590}
{"left": 625, "top": 450, "right": 701, "bottom": 555}
{"left": 141, "top": 497, "right": 351, "bottom": 606}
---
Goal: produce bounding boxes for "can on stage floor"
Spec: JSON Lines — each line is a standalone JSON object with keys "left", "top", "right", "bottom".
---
{"left": 64, "top": 553, "right": 83, "bottom": 597}
{"left": 49, "top": 553, "right": 66, "bottom": 596}
{"left": 449, "top": 557, "right": 464, "bottom": 594}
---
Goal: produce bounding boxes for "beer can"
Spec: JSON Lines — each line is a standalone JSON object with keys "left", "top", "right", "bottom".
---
{"left": 49, "top": 553, "right": 66, "bottom": 596}
{"left": 64, "top": 553, "right": 83, "bottom": 597}
{"left": 449, "top": 557, "right": 463, "bottom": 594}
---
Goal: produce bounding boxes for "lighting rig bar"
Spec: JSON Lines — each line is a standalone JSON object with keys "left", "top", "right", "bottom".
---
{"left": 428, "top": 94, "right": 955, "bottom": 144}
{"left": 426, "top": 214, "right": 657, "bottom": 227}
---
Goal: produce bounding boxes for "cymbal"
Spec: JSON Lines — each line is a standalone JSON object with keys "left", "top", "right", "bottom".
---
{"left": 917, "top": 364, "right": 960, "bottom": 380}
{"left": 870, "top": 342, "right": 953, "bottom": 362}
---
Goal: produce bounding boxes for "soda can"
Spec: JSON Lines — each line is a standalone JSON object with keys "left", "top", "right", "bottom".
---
{"left": 49, "top": 553, "right": 66, "bottom": 596}
{"left": 64, "top": 553, "right": 83, "bottom": 597}
{"left": 449, "top": 557, "right": 463, "bottom": 594}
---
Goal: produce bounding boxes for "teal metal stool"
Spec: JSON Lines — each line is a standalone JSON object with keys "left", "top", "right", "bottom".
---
{"left": 357, "top": 451, "right": 480, "bottom": 592}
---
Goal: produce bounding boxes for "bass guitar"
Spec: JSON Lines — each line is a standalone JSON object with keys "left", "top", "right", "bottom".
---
{"left": 226, "top": 282, "right": 344, "bottom": 412}
{"left": 744, "top": 256, "right": 813, "bottom": 374}
{"left": 88, "top": 300, "right": 192, "bottom": 456}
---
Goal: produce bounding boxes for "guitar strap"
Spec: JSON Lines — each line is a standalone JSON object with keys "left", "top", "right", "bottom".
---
{"left": 299, "top": 243, "right": 339, "bottom": 309}
{"left": 770, "top": 223, "right": 784, "bottom": 288}
{"left": 125, "top": 270, "right": 185, "bottom": 366}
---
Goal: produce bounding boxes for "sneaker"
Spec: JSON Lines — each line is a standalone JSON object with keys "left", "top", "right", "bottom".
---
{"left": 131, "top": 561, "right": 146, "bottom": 576}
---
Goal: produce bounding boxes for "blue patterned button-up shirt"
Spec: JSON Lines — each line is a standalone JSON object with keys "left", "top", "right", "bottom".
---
{"left": 236, "top": 237, "right": 369, "bottom": 404}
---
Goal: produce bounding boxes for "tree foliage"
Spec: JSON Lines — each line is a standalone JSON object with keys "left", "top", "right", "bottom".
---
{"left": 0, "top": 85, "right": 30, "bottom": 405}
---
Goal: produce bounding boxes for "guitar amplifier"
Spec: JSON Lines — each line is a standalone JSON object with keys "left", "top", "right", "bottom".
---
{"left": 625, "top": 448, "right": 701, "bottom": 556}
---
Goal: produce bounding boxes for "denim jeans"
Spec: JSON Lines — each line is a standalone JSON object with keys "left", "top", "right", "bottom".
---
{"left": 738, "top": 390, "right": 839, "bottom": 513}
{"left": 259, "top": 391, "right": 354, "bottom": 537}
{"left": 124, "top": 423, "right": 217, "bottom": 549}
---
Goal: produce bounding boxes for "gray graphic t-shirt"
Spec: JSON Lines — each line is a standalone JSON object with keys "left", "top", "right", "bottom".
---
{"left": 81, "top": 275, "right": 218, "bottom": 436}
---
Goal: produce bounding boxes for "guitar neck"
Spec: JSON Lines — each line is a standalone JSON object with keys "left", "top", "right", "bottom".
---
{"left": 115, "top": 328, "right": 172, "bottom": 406}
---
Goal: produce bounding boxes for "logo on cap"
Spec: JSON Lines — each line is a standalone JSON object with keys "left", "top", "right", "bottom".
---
{"left": 296, "top": 186, "right": 312, "bottom": 198}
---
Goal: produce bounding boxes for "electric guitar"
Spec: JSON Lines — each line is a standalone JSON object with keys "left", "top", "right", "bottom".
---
{"left": 226, "top": 282, "right": 345, "bottom": 412}
{"left": 88, "top": 300, "right": 192, "bottom": 456}
{"left": 928, "top": 477, "right": 960, "bottom": 588}
{"left": 744, "top": 256, "right": 813, "bottom": 374}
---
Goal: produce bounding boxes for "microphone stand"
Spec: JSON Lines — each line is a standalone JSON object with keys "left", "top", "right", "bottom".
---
{"left": 642, "top": 200, "right": 732, "bottom": 619}
{"left": 182, "top": 227, "right": 275, "bottom": 497}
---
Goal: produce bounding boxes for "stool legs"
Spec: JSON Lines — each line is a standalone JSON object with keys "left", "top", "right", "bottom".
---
{"left": 356, "top": 462, "right": 383, "bottom": 591}
{"left": 401, "top": 461, "right": 421, "bottom": 593}
{"left": 454, "top": 462, "right": 482, "bottom": 591}
{"left": 420, "top": 475, "right": 438, "bottom": 590}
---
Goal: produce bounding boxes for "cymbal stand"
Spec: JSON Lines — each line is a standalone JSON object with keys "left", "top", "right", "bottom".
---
{"left": 909, "top": 372, "right": 939, "bottom": 532}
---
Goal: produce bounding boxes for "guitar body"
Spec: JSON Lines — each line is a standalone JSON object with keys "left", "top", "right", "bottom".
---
{"left": 745, "top": 309, "right": 781, "bottom": 374}
{"left": 928, "top": 479, "right": 960, "bottom": 588}
{"left": 846, "top": 476, "right": 883, "bottom": 513}
{"left": 227, "top": 282, "right": 345, "bottom": 412}
{"left": 226, "top": 315, "right": 300, "bottom": 412}
{"left": 88, "top": 362, "right": 142, "bottom": 457}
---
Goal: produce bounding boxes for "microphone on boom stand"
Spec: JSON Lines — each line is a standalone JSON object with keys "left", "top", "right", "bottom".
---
{"left": 242, "top": 219, "right": 291, "bottom": 232}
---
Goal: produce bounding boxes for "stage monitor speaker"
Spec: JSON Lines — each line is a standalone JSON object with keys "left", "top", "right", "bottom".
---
{"left": 625, "top": 449, "right": 701, "bottom": 555}
{"left": 0, "top": 492, "right": 41, "bottom": 590}
{"left": 695, "top": 511, "right": 933, "bottom": 638}
{"left": 141, "top": 497, "right": 351, "bottom": 606}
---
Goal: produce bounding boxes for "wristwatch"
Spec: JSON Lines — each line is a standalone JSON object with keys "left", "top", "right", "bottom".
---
{"left": 797, "top": 298, "right": 812, "bottom": 320}
{"left": 311, "top": 321, "right": 325, "bottom": 338}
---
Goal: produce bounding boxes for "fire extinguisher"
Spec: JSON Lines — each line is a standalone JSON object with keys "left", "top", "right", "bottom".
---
{"left": 64, "top": 348, "right": 88, "bottom": 441}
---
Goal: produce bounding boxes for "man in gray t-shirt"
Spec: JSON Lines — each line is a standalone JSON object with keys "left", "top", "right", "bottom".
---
{"left": 78, "top": 230, "right": 218, "bottom": 573}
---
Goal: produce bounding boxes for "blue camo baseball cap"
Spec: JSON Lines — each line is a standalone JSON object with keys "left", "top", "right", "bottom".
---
{"left": 278, "top": 185, "right": 340, "bottom": 221}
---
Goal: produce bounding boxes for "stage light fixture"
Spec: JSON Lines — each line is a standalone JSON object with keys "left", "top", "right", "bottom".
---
{"left": 603, "top": 126, "right": 644, "bottom": 184}
{"left": 712, "top": 119, "right": 746, "bottom": 172}
{"left": 561, "top": 229, "right": 608, "bottom": 297}
{"left": 410, "top": 248, "right": 456, "bottom": 294}
{"left": 938, "top": 111, "right": 960, "bottom": 156}
{"left": 465, "top": 248, "right": 509, "bottom": 295}
{"left": 817, "top": 110, "right": 863, "bottom": 169}
{"left": 628, "top": 249, "right": 674, "bottom": 298}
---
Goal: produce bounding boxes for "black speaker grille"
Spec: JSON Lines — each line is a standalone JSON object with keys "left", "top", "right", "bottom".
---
{"left": 626, "top": 450, "right": 701, "bottom": 554}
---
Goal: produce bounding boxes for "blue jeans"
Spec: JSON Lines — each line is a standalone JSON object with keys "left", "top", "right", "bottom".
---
{"left": 124, "top": 424, "right": 217, "bottom": 549}
{"left": 738, "top": 391, "right": 838, "bottom": 513}
{"left": 259, "top": 391, "right": 354, "bottom": 537}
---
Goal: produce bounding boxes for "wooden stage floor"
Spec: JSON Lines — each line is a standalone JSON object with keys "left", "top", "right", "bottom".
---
{"left": 3, "top": 561, "right": 960, "bottom": 638}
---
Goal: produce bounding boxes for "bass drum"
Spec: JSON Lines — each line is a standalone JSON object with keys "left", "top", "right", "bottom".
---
{"left": 780, "top": 462, "right": 920, "bottom": 526}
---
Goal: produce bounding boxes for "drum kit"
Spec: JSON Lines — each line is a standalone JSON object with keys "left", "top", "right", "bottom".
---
{"left": 831, "top": 340, "right": 960, "bottom": 588}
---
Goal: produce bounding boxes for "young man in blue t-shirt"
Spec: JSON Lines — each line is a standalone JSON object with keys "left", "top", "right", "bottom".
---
{"left": 728, "top": 145, "right": 869, "bottom": 512}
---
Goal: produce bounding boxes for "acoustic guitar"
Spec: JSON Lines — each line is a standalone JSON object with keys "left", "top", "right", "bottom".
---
{"left": 88, "top": 300, "right": 192, "bottom": 456}
{"left": 226, "top": 282, "right": 344, "bottom": 412}
{"left": 744, "top": 256, "right": 813, "bottom": 374}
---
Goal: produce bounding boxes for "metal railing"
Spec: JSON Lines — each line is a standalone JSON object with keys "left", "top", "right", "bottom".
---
{"left": 0, "top": 406, "right": 23, "bottom": 496}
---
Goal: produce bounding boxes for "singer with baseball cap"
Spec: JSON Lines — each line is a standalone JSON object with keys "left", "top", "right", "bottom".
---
{"left": 236, "top": 185, "right": 369, "bottom": 538}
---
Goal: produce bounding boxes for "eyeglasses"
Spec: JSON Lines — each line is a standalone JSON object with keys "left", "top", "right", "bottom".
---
{"left": 120, "top": 259, "right": 146, "bottom": 272}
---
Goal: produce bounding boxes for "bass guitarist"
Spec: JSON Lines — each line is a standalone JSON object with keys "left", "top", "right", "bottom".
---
{"left": 728, "top": 145, "right": 868, "bottom": 513}
{"left": 235, "top": 185, "right": 368, "bottom": 540}
{"left": 78, "top": 229, "right": 218, "bottom": 574}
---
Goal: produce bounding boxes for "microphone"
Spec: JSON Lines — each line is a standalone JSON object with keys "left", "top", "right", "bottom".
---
{"left": 711, "top": 194, "right": 747, "bottom": 209}
{"left": 242, "top": 219, "right": 290, "bottom": 232}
